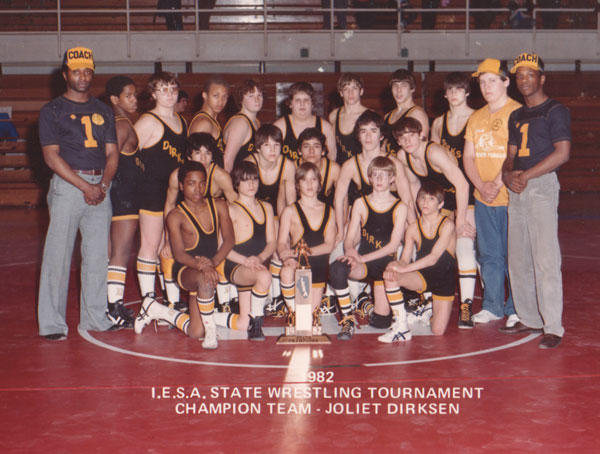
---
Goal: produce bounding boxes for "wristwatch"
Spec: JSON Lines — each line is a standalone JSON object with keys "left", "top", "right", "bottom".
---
{"left": 100, "top": 182, "right": 108, "bottom": 193}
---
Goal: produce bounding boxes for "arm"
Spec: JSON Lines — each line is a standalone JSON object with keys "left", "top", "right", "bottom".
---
{"left": 333, "top": 161, "right": 353, "bottom": 244}
{"left": 411, "top": 108, "right": 430, "bottom": 140}
{"left": 223, "top": 117, "right": 249, "bottom": 172}
{"left": 279, "top": 160, "right": 297, "bottom": 217}
{"left": 322, "top": 119, "right": 338, "bottom": 162}
{"left": 429, "top": 146, "right": 474, "bottom": 239}
{"left": 512, "top": 141, "right": 570, "bottom": 192}
{"left": 189, "top": 116, "right": 213, "bottom": 135}
{"left": 430, "top": 115, "right": 443, "bottom": 144}
{"left": 100, "top": 142, "right": 119, "bottom": 198}
{"left": 164, "top": 168, "right": 179, "bottom": 216}
{"left": 213, "top": 167, "right": 238, "bottom": 203}
{"left": 273, "top": 117, "right": 286, "bottom": 137}
{"left": 359, "top": 202, "right": 408, "bottom": 263}
{"left": 277, "top": 206, "right": 297, "bottom": 266}
{"left": 42, "top": 145, "right": 104, "bottom": 204}
{"left": 134, "top": 114, "right": 161, "bottom": 150}
{"left": 213, "top": 199, "right": 235, "bottom": 266}
{"left": 342, "top": 199, "right": 365, "bottom": 265}
{"left": 463, "top": 139, "right": 500, "bottom": 204}
{"left": 392, "top": 219, "right": 455, "bottom": 273}
{"left": 391, "top": 155, "right": 417, "bottom": 223}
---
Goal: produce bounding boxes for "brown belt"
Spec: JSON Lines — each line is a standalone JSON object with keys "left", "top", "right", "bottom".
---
{"left": 75, "top": 169, "right": 103, "bottom": 175}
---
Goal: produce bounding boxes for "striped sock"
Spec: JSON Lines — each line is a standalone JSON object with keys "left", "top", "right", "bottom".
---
{"left": 136, "top": 257, "right": 156, "bottom": 297}
{"left": 270, "top": 260, "right": 282, "bottom": 299}
{"left": 174, "top": 311, "right": 190, "bottom": 335}
{"left": 335, "top": 287, "right": 352, "bottom": 316}
{"left": 281, "top": 282, "right": 295, "bottom": 312}
{"left": 250, "top": 287, "right": 269, "bottom": 317}
{"left": 107, "top": 265, "right": 126, "bottom": 304}
{"left": 160, "top": 256, "right": 179, "bottom": 306}
{"left": 385, "top": 286, "right": 408, "bottom": 330}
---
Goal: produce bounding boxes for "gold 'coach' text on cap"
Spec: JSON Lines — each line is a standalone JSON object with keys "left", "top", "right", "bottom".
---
{"left": 63, "top": 47, "right": 95, "bottom": 71}
{"left": 510, "top": 53, "right": 544, "bottom": 74}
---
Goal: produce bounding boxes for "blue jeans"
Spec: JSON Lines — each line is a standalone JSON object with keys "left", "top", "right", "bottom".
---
{"left": 38, "top": 173, "right": 113, "bottom": 336}
{"left": 474, "top": 200, "right": 515, "bottom": 317}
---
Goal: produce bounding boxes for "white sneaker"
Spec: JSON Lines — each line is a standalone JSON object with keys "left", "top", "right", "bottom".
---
{"left": 378, "top": 327, "right": 412, "bottom": 343}
{"left": 407, "top": 302, "right": 432, "bottom": 325}
{"left": 472, "top": 309, "right": 502, "bottom": 324}
{"left": 134, "top": 296, "right": 162, "bottom": 334}
{"left": 505, "top": 314, "right": 520, "bottom": 328}
{"left": 202, "top": 325, "right": 218, "bottom": 350}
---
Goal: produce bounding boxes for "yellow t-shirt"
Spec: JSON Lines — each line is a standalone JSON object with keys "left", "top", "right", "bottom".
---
{"left": 465, "top": 98, "right": 522, "bottom": 206}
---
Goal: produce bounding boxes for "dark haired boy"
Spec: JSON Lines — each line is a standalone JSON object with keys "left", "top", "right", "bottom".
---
{"left": 134, "top": 160, "right": 235, "bottom": 349}
{"left": 216, "top": 161, "right": 276, "bottom": 340}
{"left": 328, "top": 73, "right": 368, "bottom": 165}
{"left": 383, "top": 69, "right": 430, "bottom": 157}
{"left": 274, "top": 82, "right": 336, "bottom": 163}
{"left": 223, "top": 79, "right": 263, "bottom": 172}
{"left": 189, "top": 75, "right": 229, "bottom": 167}
{"left": 380, "top": 181, "right": 457, "bottom": 342}
{"left": 104, "top": 75, "right": 141, "bottom": 328}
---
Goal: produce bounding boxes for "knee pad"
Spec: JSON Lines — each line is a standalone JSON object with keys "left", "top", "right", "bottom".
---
{"left": 329, "top": 260, "right": 351, "bottom": 289}
{"left": 368, "top": 311, "right": 392, "bottom": 329}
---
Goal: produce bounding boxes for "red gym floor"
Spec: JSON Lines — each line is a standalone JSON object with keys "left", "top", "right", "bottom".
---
{"left": 1, "top": 193, "right": 599, "bottom": 453}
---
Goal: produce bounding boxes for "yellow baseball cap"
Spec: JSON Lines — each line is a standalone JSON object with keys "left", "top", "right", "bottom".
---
{"left": 63, "top": 46, "right": 95, "bottom": 71}
{"left": 510, "top": 53, "right": 544, "bottom": 74}
{"left": 472, "top": 58, "right": 503, "bottom": 77}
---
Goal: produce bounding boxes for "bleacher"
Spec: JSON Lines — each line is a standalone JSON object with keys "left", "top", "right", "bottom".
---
{"left": 0, "top": 71, "right": 597, "bottom": 206}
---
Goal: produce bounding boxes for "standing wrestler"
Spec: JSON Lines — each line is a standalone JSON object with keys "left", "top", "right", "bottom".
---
{"left": 383, "top": 69, "right": 430, "bottom": 157}
{"left": 278, "top": 162, "right": 337, "bottom": 315}
{"left": 328, "top": 73, "right": 368, "bottom": 166}
{"left": 134, "top": 160, "right": 235, "bottom": 349}
{"left": 274, "top": 81, "right": 336, "bottom": 162}
{"left": 218, "top": 161, "right": 276, "bottom": 340}
{"left": 188, "top": 75, "right": 229, "bottom": 168}
{"left": 297, "top": 127, "right": 340, "bottom": 207}
{"left": 430, "top": 72, "right": 477, "bottom": 328}
{"left": 105, "top": 76, "right": 141, "bottom": 328}
{"left": 500, "top": 53, "right": 570, "bottom": 349}
{"left": 38, "top": 47, "right": 118, "bottom": 339}
{"left": 380, "top": 181, "right": 457, "bottom": 342}
{"left": 393, "top": 116, "right": 476, "bottom": 328}
{"left": 463, "top": 58, "right": 521, "bottom": 326}
{"left": 223, "top": 78, "right": 263, "bottom": 172}
{"left": 329, "top": 157, "right": 408, "bottom": 340}
{"left": 134, "top": 72, "right": 187, "bottom": 302}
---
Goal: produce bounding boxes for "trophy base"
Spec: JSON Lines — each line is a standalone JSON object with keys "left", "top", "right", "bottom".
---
{"left": 276, "top": 332, "right": 331, "bottom": 344}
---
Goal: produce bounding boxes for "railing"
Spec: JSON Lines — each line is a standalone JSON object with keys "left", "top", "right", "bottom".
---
{"left": 0, "top": 1, "right": 597, "bottom": 63}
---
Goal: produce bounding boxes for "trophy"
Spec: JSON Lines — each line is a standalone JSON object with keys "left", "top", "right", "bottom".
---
{"left": 277, "top": 238, "right": 331, "bottom": 344}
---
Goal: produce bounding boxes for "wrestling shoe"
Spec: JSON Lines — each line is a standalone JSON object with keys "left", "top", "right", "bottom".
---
{"left": 202, "top": 324, "right": 218, "bottom": 349}
{"left": 337, "top": 315, "right": 356, "bottom": 341}
{"left": 403, "top": 289, "right": 423, "bottom": 313}
{"left": 458, "top": 299, "right": 474, "bottom": 329}
{"left": 134, "top": 296, "right": 163, "bottom": 334}
{"left": 319, "top": 294, "right": 338, "bottom": 315}
{"left": 377, "top": 326, "right": 412, "bottom": 343}
{"left": 248, "top": 316, "right": 266, "bottom": 341}
{"left": 265, "top": 295, "right": 287, "bottom": 318}
{"left": 106, "top": 301, "right": 134, "bottom": 328}
{"left": 355, "top": 292, "right": 373, "bottom": 319}
{"left": 173, "top": 300, "right": 189, "bottom": 313}
{"left": 407, "top": 301, "right": 433, "bottom": 325}
{"left": 472, "top": 309, "right": 502, "bottom": 324}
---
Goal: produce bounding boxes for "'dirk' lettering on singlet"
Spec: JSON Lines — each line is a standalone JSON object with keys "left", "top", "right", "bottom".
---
{"left": 406, "top": 141, "right": 457, "bottom": 212}
{"left": 232, "top": 200, "right": 267, "bottom": 258}
{"left": 384, "top": 106, "right": 420, "bottom": 156}
{"left": 359, "top": 196, "right": 401, "bottom": 256}
{"left": 335, "top": 109, "right": 361, "bottom": 166}
{"left": 348, "top": 154, "right": 372, "bottom": 207}
{"left": 251, "top": 154, "right": 288, "bottom": 214}
{"left": 282, "top": 115, "right": 323, "bottom": 163}
{"left": 190, "top": 111, "right": 224, "bottom": 168}
{"left": 416, "top": 216, "right": 453, "bottom": 261}
{"left": 141, "top": 111, "right": 187, "bottom": 185}
{"left": 224, "top": 113, "right": 256, "bottom": 166}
